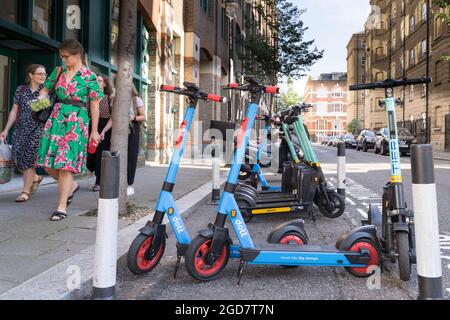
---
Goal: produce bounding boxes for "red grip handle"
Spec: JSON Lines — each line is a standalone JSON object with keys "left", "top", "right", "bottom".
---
{"left": 160, "top": 85, "right": 175, "bottom": 91}
{"left": 265, "top": 86, "right": 279, "bottom": 94}
{"left": 207, "top": 94, "right": 226, "bottom": 103}
{"left": 227, "top": 83, "right": 240, "bottom": 88}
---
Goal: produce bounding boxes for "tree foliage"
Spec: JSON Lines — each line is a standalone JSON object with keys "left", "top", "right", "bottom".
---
{"left": 347, "top": 118, "right": 362, "bottom": 134}
{"left": 238, "top": 0, "right": 323, "bottom": 83}
{"left": 280, "top": 78, "right": 302, "bottom": 108}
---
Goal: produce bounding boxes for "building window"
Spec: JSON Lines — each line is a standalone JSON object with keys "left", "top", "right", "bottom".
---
{"left": 32, "top": 0, "right": 53, "bottom": 37}
{"left": 200, "top": 0, "right": 208, "bottom": 14}
{"left": 361, "top": 56, "right": 366, "bottom": 66}
{"left": 392, "top": 34, "right": 396, "bottom": 50}
{"left": 421, "top": 83, "right": 427, "bottom": 97}
{"left": 332, "top": 88, "right": 343, "bottom": 98}
{"left": 316, "top": 88, "right": 328, "bottom": 98}
{"left": 111, "top": 0, "right": 120, "bottom": 66}
{"left": 409, "top": 85, "right": 414, "bottom": 101}
{"left": 316, "top": 103, "right": 327, "bottom": 115}
{"left": 391, "top": 62, "right": 396, "bottom": 78}
{"left": 422, "top": 2, "right": 427, "bottom": 22}
{"left": 1, "top": 0, "right": 18, "bottom": 23}
{"left": 376, "top": 47, "right": 384, "bottom": 58}
{"left": 421, "top": 39, "right": 427, "bottom": 59}
{"left": 221, "top": 8, "right": 229, "bottom": 40}
{"left": 409, "top": 15, "right": 415, "bottom": 33}
{"left": 409, "top": 48, "right": 415, "bottom": 67}
{"left": 435, "top": 16, "right": 443, "bottom": 39}
{"left": 330, "top": 103, "right": 344, "bottom": 113}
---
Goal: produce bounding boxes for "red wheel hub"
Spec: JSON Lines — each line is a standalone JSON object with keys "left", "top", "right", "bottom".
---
{"left": 136, "top": 236, "right": 164, "bottom": 271}
{"left": 348, "top": 242, "right": 379, "bottom": 275}
{"left": 194, "top": 240, "right": 228, "bottom": 276}
{"left": 279, "top": 235, "right": 304, "bottom": 245}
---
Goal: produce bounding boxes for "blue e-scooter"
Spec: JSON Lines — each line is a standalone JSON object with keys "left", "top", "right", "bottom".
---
{"left": 238, "top": 114, "right": 282, "bottom": 191}
{"left": 184, "top": 77, "right": 381, "bottom": 282}
{"left": 126, "top": 83, "right": 240, "bottom": 277}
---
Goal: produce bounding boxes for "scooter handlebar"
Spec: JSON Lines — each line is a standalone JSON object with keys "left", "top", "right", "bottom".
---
{"left": 349, "top": 77, "right": 432, "bottom": 91}
{"left": 207, "top": 94, "right": 227, "bottom": 103}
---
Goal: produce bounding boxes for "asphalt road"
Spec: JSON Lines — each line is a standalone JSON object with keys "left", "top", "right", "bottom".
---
{"left": 113, "top": 144, "right": 450, "bottom": 300}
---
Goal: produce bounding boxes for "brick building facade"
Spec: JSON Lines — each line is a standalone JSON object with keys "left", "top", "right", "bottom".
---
{"left": 303, "top": 73, "right": 348, "bottom": 142}
{"left": 348, "top": 0, "right": 450, "bottom": 152}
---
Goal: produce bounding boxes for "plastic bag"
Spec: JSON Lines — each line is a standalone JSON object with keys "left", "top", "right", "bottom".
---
{"left": 0, "top": 139, "right": 14, "bottom": 184}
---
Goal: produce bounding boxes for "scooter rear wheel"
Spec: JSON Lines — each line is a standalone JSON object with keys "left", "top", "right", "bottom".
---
{"left": 396, "top": 231, "right": 411, "bottom": 281}
{"left": 317, "top": 192, "right": 345, "bottom": 219}
{"left": 127, "top": 234, "right": 166, "bottom": 275}
{"left": 185, "top": 235, "right": 230, "bottom": 281}
{"left": 345, "top": 238, "right": 381, "bottom": 278}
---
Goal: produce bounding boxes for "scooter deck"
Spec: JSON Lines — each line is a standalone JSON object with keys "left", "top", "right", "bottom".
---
{"left": 256, "top": 192, "right": 297, "bottom": 203}
{"left": 248, "top": 201, "right": 309, "bottom": 215}
{"left": 240, "top": 242, "right": 368, "bottom": 266}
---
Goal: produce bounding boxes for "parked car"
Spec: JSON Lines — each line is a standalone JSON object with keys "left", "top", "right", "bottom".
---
{"left": 332, "top": 135, "right": 343, "bottom": 147}
{"left": 356, "top": 129, "right": 376, "bottom": 152}
{"left": 342, "top": 134, "right": 357, "bottom": 149}
{"left": 321, "top": 136, "right": 329, "bottom": 145}
{"left": 374, "top": 127, "right": 417, "bottom": 156}
{"left": 327, "top": 136, "right": 337, "bottom": 146}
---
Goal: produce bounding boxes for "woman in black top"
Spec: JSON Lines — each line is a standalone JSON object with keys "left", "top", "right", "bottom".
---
{"left": 87, "top": 74, "right": 114, "bottom": 191}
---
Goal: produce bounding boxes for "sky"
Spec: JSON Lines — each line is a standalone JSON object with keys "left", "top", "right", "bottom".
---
{"left": 288, "top": 0, "right": 371, "bottom": 95}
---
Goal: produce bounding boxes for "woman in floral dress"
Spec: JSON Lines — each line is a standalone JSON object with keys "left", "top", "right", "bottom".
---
{"left": 36, "top": 39, "right": 103, "bottom": 221}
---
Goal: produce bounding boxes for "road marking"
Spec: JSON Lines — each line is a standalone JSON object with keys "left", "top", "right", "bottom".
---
{"left": 346, "top": 197, "right": 356, "bottom": 206}
{"left": 357, "top": 208, "right": 368, "bottom": 219}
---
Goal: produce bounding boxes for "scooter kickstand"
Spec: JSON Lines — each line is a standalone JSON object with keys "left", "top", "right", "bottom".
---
{"left": 237, "top": 259, "right": 246, "bottom": 286}
{"left": 173, "top": 255, "right": 182, "bottom": 279}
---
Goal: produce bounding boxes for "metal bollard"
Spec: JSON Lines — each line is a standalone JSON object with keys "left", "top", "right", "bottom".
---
{"left": 411, "top": 144, "right": 442, "bottom": 300}
{"left": 211, "top": 137, "right": 221, "bottom": 201}
{"left": 92, "top": 151, "right": 120, "bottom": 300}
{"left": 337, "top": 142, "right": 346, "bottom": 197}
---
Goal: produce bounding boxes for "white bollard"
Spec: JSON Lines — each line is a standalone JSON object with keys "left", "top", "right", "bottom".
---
{"left": 337, "top": 142, "right": 346, "bottom": 198}
{"left": 92, "top": 151, "right": 120, "bottom": 300}
{"left": 411, "top": 144, "right": 442, "bottom": 300}
{"left": 211, "top": 138, "right": 221, "bottom": 201}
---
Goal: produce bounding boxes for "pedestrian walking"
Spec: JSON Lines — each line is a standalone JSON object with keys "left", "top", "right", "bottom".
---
{"left": 127, "top": 83, "right": 146, "bottom": 196}
{"left": 0, "top": 64, "right": 47, "bottom": 202}
{"left": 87, "top": 74, "right": 114, "bottom": 192}
{"left": 35, "top": 39, "right": 103, "bottom": 221}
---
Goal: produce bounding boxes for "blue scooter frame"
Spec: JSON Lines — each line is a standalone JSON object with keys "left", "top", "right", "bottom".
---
{"left": 126, "top": 83, "right": 240, "bottom": 277}
{"left": 184, "top": 77, "right": 381, "bottom": 282}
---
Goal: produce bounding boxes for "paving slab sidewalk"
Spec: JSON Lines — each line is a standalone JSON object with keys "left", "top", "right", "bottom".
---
{"left": 0, "top": 162, "right": 215, "bottom": 298}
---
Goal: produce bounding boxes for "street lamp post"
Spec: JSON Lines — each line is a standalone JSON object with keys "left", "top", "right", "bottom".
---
{"left": 223, "top": 0, "right": 240, "bottom": 123}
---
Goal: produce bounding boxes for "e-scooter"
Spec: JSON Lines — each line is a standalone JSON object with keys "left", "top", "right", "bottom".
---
{"left": 349, "top": 77, "right": 431, "bottom": 281}
{"left": 126, "top": 83, "right": 239, "bottom": 277}
{"left": 184, "top": 77, "right": 381, "bottom": 282}
{"left": 235, "top": 104, "right": 345, "bottom": 221}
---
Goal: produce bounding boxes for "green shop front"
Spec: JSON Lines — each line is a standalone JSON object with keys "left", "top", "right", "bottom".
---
{"left": 0, "top": 0, "right": 151, "bottom": 157}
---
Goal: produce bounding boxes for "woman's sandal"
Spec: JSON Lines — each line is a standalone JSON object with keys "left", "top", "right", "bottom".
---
{"left": 15, "top": 192, "right": 30, "bottom": 203}
{"left": 91, "top": 185, "right": 100, "bottom": 192}
{"left": 30, "top": 176, "right": 44, "bottom": 195}
{"left": 50, "top": 211, "right": 68, "bottom": 221}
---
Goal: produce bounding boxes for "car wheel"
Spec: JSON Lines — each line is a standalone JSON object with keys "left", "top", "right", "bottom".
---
{"left": 381, "top": 143, "right": 387, "bottom": 156}
{"left": 363, "top": 141, "right": 368, "bottom": 152}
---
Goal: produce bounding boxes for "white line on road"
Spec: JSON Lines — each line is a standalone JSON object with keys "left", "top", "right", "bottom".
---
{"left": 357, "top": 208, "right": 368, "bottom": 219}
{"left": 346, "top": 197, "right": 356, "bottom": 206}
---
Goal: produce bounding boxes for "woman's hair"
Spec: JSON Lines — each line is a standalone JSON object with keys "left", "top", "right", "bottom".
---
{"left": 59, "top": 39, "right": 88, "bottom": 66}
{"left": 131, "top": 82, "right": 139, "bottom": 97}
{"left": 98, "top": 74, "right": 114, "bottom": 96}
{"left": 25, "top": 64, "right": 46, "bottom": 84}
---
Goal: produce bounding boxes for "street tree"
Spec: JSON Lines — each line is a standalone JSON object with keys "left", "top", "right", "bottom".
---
{"left": 347, "top": 118, "right": 362, "bottom": 135}
{"left": 110, "top": 0, "right": 137, "bottom": 216}
{"left": 239, "top": 0, "right": 323, "bottom": 83}
{"left": 280, "top": 78, "right": 302, "bottom": 108}
{"left": 434, "top": 0, "right": 450, "bottom": 60}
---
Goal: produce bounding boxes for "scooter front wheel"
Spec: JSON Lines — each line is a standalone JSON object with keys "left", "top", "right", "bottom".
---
{"left": 345, "top": 238, "right": 381, "bottom": 278}
{"left": 185, "top": 235, "right": 230, "bottom": 281}
{"left": 317, "top": 192, "right": 345, "bottom": 218}
{"left": 127, "top": 234, "right": 166, "bottom": 275}
{"left": 396, "top": 231, "right": 411, "bottom": 281}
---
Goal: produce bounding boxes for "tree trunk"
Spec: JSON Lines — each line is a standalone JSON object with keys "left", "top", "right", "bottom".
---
{"left": 110, "top": 0, "right": 137, "bottom": 216}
